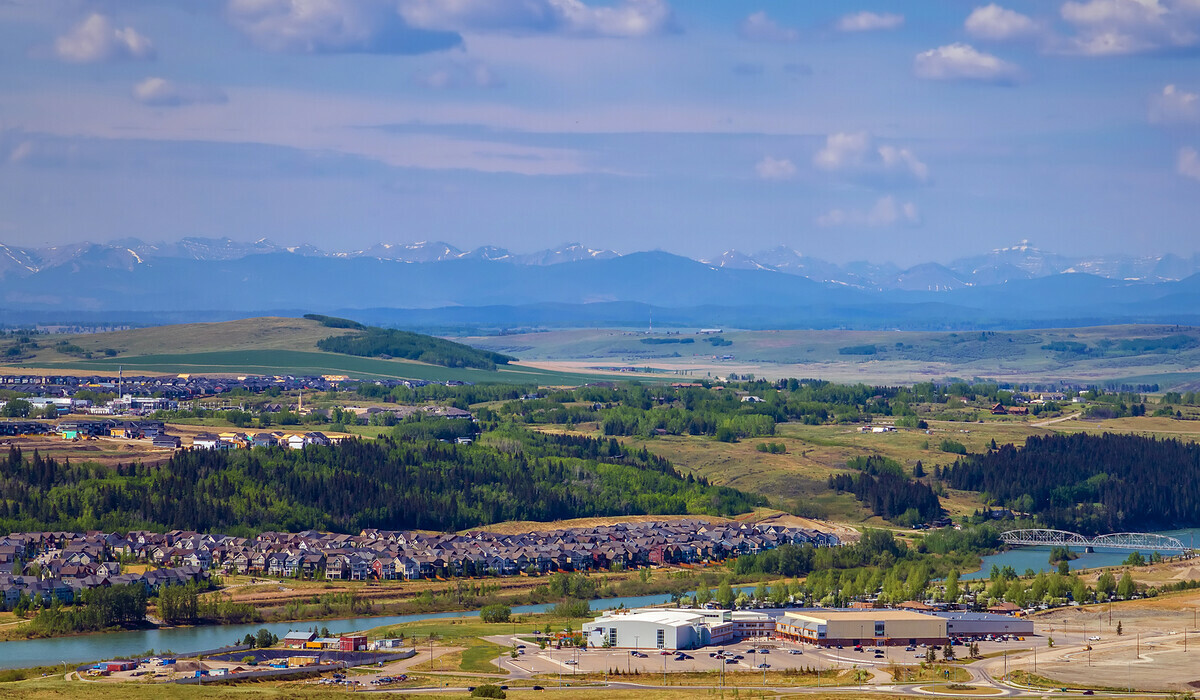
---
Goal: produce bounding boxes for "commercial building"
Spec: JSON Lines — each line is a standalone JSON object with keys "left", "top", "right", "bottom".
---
{"left": 583, "top": 610, "right": 711, "bottom": 650}
{"left": 776, "top": 609, "right": 947, "bottom": 647}
{"left": 583, "top": 607, "right": 780, "bottom": 650}
{"left": 934, "top": 612, "right": 1034, "bottom": 638}
{"left": 731, "top": 611, "right": 774, "bottom": 640}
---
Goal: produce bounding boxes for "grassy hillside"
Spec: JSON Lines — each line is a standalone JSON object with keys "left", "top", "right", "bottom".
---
{"left": 1, "top": 317, "right": 611, "bottom": 384}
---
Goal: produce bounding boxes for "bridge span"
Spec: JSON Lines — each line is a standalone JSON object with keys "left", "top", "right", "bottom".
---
{"left": 999, "top": 529, "right": 1189, "bottom": 552}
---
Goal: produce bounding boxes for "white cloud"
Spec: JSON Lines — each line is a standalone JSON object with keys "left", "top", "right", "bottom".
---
{"left": 814, "top": 132, "right": 870, "bottom": 170}
{"left": 399, "top": 0, "right": 677, "bottom": 38}
{"left": 54, "top": 13, "right": 155, "bottom": 63}
{"left": 1179, "top": 147, "right": 1200, "bottom": 180}
{"left": 913, "top": 43, "right": 1019, "bottom": 84}
{"left": 740, "top": 11, "right": 797, "bottom": 42}
{"left": 1150, "top": 84, "right": 1200, "bottom": 123}
{"left": 817, "top": 196, "right": 919, "bottom": 227}
{"left": 133, "top": 78, "right": 229, "bottom": 107}
{"left": 414, "top": 60, "right": 503, "bottom": 89}
{"left": 755, "top": 156, "right": 796, "bottom": 180}
{"left": 835, "top": 11, "right": 904, "bottom": 32}
{"left": 225, "top": 0, "right": 462, "bottom": 54}
{"left": 1058, "top": 0, "right": 1200, "bottom": 55}
{"left": 878, "top": 145, "right": 929, "bottom": 182}
{"left": 965, "top": 4, "right": 1040, "bottom": 40}
{"left": 813, "top": 132, "right": 929, "bottom": 183}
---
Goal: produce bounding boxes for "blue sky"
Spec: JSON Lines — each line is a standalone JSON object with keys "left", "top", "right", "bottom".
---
{"left": 0, "top": 0, "right": 1198, "bottom": 265}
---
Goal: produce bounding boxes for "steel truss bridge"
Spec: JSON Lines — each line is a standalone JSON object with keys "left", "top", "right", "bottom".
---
{"left": 1000, "top": 529, "right": 1189, "bottom": 552}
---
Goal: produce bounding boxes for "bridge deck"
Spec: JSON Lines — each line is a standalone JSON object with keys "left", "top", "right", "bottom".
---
{"left": 999, "top": 529, "right": 1188, "bottom": 551}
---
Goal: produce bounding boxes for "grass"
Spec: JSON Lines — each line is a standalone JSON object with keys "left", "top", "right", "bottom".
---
{"left": 26, "top": 349, "right": 613, "bottom": 385}
{"left": 467, "top": 323, "right": 1200, "bottom": 387}
{"left": 547, "top": 667, "right": 859, "bottom": 688}
{"left": 884, "top": 664, "right": 970, "bottom": 683}
{"left": 408, "top": 640, "right": 510, "bottom": 675}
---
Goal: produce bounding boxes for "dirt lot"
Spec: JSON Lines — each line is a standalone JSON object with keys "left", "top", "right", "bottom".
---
{"left": 999, "top": 591, "right": 1200, "bottom": 692}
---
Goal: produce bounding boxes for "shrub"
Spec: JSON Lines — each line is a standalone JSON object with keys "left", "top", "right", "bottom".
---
{"left": 471, "top": 685, "right": 506, "bottom": 698}
{"left": 480, "top": 604, "right": 512, "bottom": 623}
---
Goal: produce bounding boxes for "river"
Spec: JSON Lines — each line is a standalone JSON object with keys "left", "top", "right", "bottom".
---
{"left": 961, "top": 527, "right": 1200, "bottom": 580}
{"left": 0, "top": 588, "right": 758, "bottom": 670}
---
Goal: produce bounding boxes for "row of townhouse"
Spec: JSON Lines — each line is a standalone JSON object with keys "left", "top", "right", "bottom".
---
{"left": 0, "top": 566, "right": 208, "bottom": 608}
{"left": 0, "top": 521, "right": 841, "bottom": 589}
{"left": 191, "top": 431, "right": 333, "bottom": 450}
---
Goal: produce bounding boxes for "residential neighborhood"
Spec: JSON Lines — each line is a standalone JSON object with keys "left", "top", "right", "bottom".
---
{"left": 0, "top": 520, "right": 839, "bottom": 608}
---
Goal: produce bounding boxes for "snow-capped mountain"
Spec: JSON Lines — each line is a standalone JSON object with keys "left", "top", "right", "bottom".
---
{"left": 0, "top": 237, "right": 1197, "bottom": 293}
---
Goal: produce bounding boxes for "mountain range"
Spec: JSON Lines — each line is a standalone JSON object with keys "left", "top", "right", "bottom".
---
{"left": 2, "top": 237, "right": 1200, "bottom": 330}
{"left": 3, "top": 237, "right": 1198, "bottom": 291}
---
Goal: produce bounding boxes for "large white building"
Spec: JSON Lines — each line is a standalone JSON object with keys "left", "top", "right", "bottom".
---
{"left": 581, "top": 607, "right": 779, "bottom": 650}
{"left": 583, "top": 609, "right": 733, "bottom": 651}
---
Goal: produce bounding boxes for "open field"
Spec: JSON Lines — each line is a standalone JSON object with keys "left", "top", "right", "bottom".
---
{"left": 1000, "top": 589, "right": 1200, "bottom": 692}
{"left": 474, "top": 324, "right": 1200, "bottom": 388}
{"left": 0, "top": 316, "right": 621, "bottom": 384}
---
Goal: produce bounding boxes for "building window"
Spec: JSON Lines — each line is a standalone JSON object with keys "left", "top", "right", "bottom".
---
{"left": 656, "top": 629, "right": 665, "bottom": 649}
{"left": 874, "top": 621, "right": 886, "bottom": 637}
{"left": 609, "top": 628, "right": 617, "bottom": 646}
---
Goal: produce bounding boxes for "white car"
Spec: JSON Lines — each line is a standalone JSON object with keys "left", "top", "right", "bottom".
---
{"left": 1087, "top": 636, "right": 1101, "bottom": 641}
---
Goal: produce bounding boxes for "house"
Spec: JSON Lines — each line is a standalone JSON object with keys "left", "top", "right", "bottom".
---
{"left": 152, "top": 434, "right": 181, "bottom": 449}
{"left": 191, "top": 433, "right": 224, "bottom": 450}
{"left": 251, "top": 433, "right": 278, "bottom": 448}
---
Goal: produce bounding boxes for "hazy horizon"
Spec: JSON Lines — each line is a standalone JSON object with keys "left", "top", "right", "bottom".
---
{"left": 1, "top": 1, "right": 1198, "bottom": 267}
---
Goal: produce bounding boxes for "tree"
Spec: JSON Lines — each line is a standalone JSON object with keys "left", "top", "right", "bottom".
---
{"left": 943, "top": 570, "right": 960, "bottom": 603}
{"left": 1116, "top": 621, "right": 1123, "bottom": 636}
{"left": 1096, "top": 570, "right": 1117, "bottom": 598}
{"left": 716, "top": 580, "right": 734, "bottom": 608}
{"left": 943, "top": 644, "right": 955, "bottom": 661}
{"left": 480, "top": 604, "right": 512, "bottom": 623}
{"left": 255, "top": 628, "right": 277, "bottom": 649}
{"left": 1, "top": 399, "right": 31, "bottom": 417}
{"left": 1116, "top": 571, "right": 1136, "bottom": 600}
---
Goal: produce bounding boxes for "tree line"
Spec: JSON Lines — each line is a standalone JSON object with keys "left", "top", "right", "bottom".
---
{"left": 940, "top": 432, "right": 1200, "bottom": 532}
{"left": 0, "top": 429, "right": 763, "bottom": 535}
{"left": 315, "top": 324, "right": 515, "bottom": 370}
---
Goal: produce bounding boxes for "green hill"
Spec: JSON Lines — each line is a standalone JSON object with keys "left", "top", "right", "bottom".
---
{"left": 6, "top": 316, "right": 602, "bottom": 384}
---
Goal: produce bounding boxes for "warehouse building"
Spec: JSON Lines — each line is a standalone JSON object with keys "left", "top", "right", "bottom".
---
{"left": 583, "top": 609, "right": 715, "bottom": 650}
{"left": 934, "top": 611, "right": 1033, "bottom": 638}
{"left": 776, "top": 609, "right": 947, "bottom": 647}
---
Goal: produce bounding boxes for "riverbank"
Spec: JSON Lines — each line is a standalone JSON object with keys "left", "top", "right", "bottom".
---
{"left": 0, "top": 566, "right": 768, "bottom": 648}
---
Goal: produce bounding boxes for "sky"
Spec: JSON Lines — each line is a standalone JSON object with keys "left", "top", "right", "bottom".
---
{"left": 0, "top": 0, "right": 1198, "bottom": 266}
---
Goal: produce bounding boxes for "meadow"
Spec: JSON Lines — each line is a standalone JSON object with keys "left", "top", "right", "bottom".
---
{"left": 467, "top": 324, "right": 1200, "bottom": 388}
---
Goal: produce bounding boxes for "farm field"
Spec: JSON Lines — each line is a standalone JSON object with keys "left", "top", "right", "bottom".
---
{"left": 471, "top": 324, "right": 1200, "bottom": 388}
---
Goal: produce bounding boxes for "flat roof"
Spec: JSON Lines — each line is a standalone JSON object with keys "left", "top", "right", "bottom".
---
{"left": 590, "top": 610, "right": 704, "bottom": 628}
{"left": 783, "top": 609, "right": 942, "bottom": 623}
